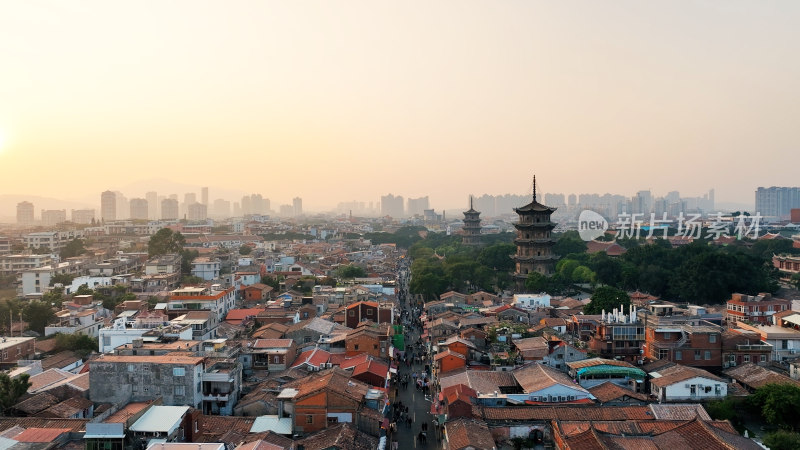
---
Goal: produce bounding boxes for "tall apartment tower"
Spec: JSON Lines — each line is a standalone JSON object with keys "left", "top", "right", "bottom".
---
{"left": 146, "top": 191, "right": 158, "bottom": 219}
{"left": 16, "top": 202, "right": 34, "bottom": 226}
{"left": 41, "top": 210, "right": 66, "bottom": 226}
{"left": 201, "top": 187, "right": 209, "bottom": 206}
{"left": 187, "top": 203, "right": 207, "bottom": 221}
{"left": 512, "top": 176, "right": 559, "bottom": 292}
{"left": 129, "top": 198, "right": 149, "bottom": 220}
{"left": 100, "top": 191, "right": 116, "bottom": 222}
{"left": 161, "top": 198, "right": 179, "bottom": 220}
{"left": 462, "top": 196, "right": 482, "bottom": 246}
{"left": 293, "top": 197, "right": 303, "bottom": 216}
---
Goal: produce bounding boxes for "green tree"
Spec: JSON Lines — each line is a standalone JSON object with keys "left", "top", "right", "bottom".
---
{"left": 53, "top": 333, "right": 98, "bottom": 358}
{"left": 584, "top": 286, "right": 631, "bottom": 315}
{"left": 553, "top": 231, "right": 588, "bottom": 257}
{"left": 23, "top": 301, "right": 55, "bottom": 334}
{"left": 337, "top": 264, "right": 367, "bottom": 279}
{"left": 239, "top": 244, "right": 252, "bottom": 255}
{"left": 748, "top": 383, "right": 800, "bottom": 429}
{"left": 75, "top": 284, "right": 94, "bottom": 296}
{"left": 764, "top": 430, "right": 800, "bottom": 450}
{"left": 59, "top": 238, "right": 87, "bottom": 259}
{"left": 0, "top": 373, "right": 31, "bottom": 414}
{"left": 260, "top": 275, "right": 283, "bottom": 290}
{"left": 476, "top": 243, "right": 516, "bottom": 272}
{"left": 50, "top": 273, "right": 75, "bottom": 287}
{"left": 41, "top": 287, "right": 65, "bottom": 308}
{"left": 148, "top": 228, "right": 186, "bottom": 257}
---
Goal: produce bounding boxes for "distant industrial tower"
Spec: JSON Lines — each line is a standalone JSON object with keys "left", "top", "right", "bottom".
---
{"left": 16, "top": 202, "right": 34, "bottom": 226}
{"left": 100, "top": 191, "right": 116, "bottom": 222}
{"left": 512, "top": 176, "right": 559, "bottom": 292}
{"left": 462, "top": 196, "right": 482, "bottom": 246}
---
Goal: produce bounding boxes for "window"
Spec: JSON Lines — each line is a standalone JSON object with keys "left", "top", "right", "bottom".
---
{"left": 695, "top": 350, "right": 701, "bottom": 360}
{"left": 354, "top": 344, "right": 359, "bottom": 350}
{"left": 709, "top": 334, "right": 717, "bottom": 343}
{"left": 173, "top": 367, "right": 186, "bottom": 377}
{"left": 675, "top": 351, "right": 682, "bottom": 360}
{"left": 373, "top": 344, "right": 378, "bottom": 350}
{"left": 349, "top": 310, "right": 355, "bottom": 317}
{"left": 306, "top": 415, "right": 313, "bottom": 424}
{"left": 690, "top": 385, "right": 697, "bottom": 396}
{"left": 128, "top": 364, "right": 136, "bottom": 372}
{"left": 760, "top": 354, "right": 767, "bottom": 363}
{"left": 197, "top": 382, "right": 201, "bottom": 393}
{"left": 327, "top": 417, "right": 338, "bottom": 424}
{"left": 705, "top": 351, "right": 711, "bottom": 360}
{"left": 744, "top": 355, "right": 750, "bottom": 363}
{"left": 663, "top": 332, "right": 671, "bottom": 339}
{"left": 658, "top": 349, "right": 668, "bottom": 359}
{"left": 303, "top": 336, "right": 311, "bottom": 343}
{"left": 274, "top": 355, "right": 280, "bottom": 363}
{"left": 174, "top": 385, "right": 185, "bottom": 396}
{"left": 367, "top": 309, "right": 373, "bottom": 315}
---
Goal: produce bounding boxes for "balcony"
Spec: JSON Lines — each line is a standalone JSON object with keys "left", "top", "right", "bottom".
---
{"left": 202, "top": 372, "right": 234, "bottom": 383}
{"left": 202, "top": 393, "right": 230, "bottom": 402}
{"left": 737, "top": 344, "right": 773, "bottom": 351}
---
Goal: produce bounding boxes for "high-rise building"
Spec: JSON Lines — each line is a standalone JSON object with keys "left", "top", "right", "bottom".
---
{"left": 201, "top": 187, "right": 209, "bottom": 206}
{"left": 101, "top": 191, "right": 116, "bottom": 222}
{"left": 71, "top": 209, "right": 95, "bottom": 224}
{"left": 756, "top": 187, "right": 800, "bottom": 219}
{"left": 293, "top": 197, "right": 303, "bottom": 216}
{"left": 407, "top": 196, "right": 430, "bottom": 217}
{"left": 161, "top": 198, "right": 179, "bottom": 220}
{"left": 187, "top": 203, "right": 207, "bottom": 221}
{"left": 115, "top": 191, "right": 128, "bottom": 220}
{"left": 16, "top": 202, "right": 34, "bottom": 226}
{"left": 129, "top": 198, "right": 149, "bottom": 220}
{"left": 513, "top": 176, "right": 558, "bottom": 292}
{"left": 462, "top": 196, "right": 482, "bottom": 246}
{"left": 380, "top": 194, "right": 405, "bottom": 218}
{"left": 146, "top": 191, "right": 158, "bottom": 219}
{"left": 41, "top": 210, "right": 67, "bottom": 226}
{"left": 212, "top": 199, "right": 231, "bottom": 218}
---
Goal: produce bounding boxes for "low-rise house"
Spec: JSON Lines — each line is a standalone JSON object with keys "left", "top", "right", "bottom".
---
{"left": 588, "top": 381, "right": 649, "bottom": 405}
{"left": 567, "top": 358, "right": 646, "bottom": 390}
{"left": 434, "top": 350, "right": 467, "bottom": 374}
{"left": 172, "top": 311, "right": 217, "bottom": 341}
{"left": 724, "top": 362, "right": 800, "bottom": 392}
{"left": 191, "top": 257, "right": 221, "bottom": 281}
{"left": 89, "top": 354, "right": 206, "bottom": 408}
{"left": 438, "top": 384, "right": 476, "bottom": 420}
{"left": 512, "top": 337, "right": 549, "bottom": 362}
{"left": 294, "top": 422, "right": 378, "bottom": 450}
{"left": 344, "top": 323, "right": 391, "bottom": 359}
{"left": 649, "top": 364, "right": 727, "bottom": 402}
{"left": 129, "top": 405, "right": 190, "bottom": 445}
{"left": 286, "top": 318, "right": 349, "bottom": 348}
{"left": 344, "top": 301, "right": 393, "bottom": 329}
{"left": 443, "top": 418, "right": 496, "bottom": 450}
{"left": 277, "top": 368, "right": 383, "bottom": 437}
{"left": 168, "top": 285, "right": 237, "bottom": 322}
{"left": 242, "top": 284, "right": 273, "bottom": 305}
{"left": 541, "top": 339, "right": 587, "bottom": 372}
{"left": 250, "top": 339, "right": 297, "bottom": 371}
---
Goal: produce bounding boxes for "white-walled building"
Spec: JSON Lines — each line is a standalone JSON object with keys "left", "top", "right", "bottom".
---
{"left": 649, "top": 364, "right": 727, "bottom": 401}
{"left": 191, "top": 258, "right": 221, "bottom": 281}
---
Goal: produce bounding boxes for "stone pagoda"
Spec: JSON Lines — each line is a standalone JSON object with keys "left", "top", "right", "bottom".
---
{"left": 512, "top": 175, "right": 559, "bottom": 292}
{"left": 462, "top": 196, "right": 482, "bottom": 246}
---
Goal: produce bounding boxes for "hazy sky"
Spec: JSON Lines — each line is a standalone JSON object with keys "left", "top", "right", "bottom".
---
{"left": 1, "top": 1, "right": 799, "bottom": 211}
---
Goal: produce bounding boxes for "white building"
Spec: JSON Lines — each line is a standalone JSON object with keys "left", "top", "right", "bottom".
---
{"left": 191, "top": 258, "right": 221, "bottom": 281}
{"left": 513, "top": 293, "right": 551, "bottom": 309}
{"left": 649, "top": 364, "right": 727, "bottom": 402}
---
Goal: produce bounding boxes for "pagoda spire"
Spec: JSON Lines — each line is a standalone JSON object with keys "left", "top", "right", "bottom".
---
{"left": 469, "top": 195, "right": 473, "bottom": 210}
{"left": 533, "top": 175, "right": 537, "bottom": 202}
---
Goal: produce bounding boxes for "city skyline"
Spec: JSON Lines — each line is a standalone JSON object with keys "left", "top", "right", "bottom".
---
{"left": 1, "top": 2, "right": 799, "bottom": 210}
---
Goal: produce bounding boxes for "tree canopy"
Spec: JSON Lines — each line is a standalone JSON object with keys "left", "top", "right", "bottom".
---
{"left": 337, "top": 264, "right": 367, "bottom": 279}
{"left": 748, "top": 383, "right": 800, "bottom": 430}
{"left": 59, "top": 238, "right": 87, "bottom": 259}
{"left": 23, "top": 300, "right": 55, "bottom": 334}
{"left": 584, "top": 286, "right": 631, "bottom": 315}
{"left": 0, "top": 373, "right": 31, "bottom": 414}
{"left": 148, "top": 228, "right": 186, "bottom": 257}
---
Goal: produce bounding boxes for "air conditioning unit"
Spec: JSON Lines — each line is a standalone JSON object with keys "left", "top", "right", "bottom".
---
{"left": 730, "top": 362, "right": 737, "bottom": 367}
{"left": 684, "top": 384, "right": 691, "bottom": 388}
{"left": 723, "top": 362, "right": 730, "bottom": 368}
{"left": 791, "top": 349, "right": 796, "bottom": 354}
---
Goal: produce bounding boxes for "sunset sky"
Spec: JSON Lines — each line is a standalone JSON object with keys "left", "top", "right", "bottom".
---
{"left": 1, "top": 1, "right": 798, "bottom": 211}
